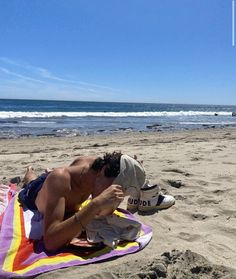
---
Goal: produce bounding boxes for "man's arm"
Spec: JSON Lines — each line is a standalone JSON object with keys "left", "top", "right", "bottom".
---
{"left": 42, "top": 170, "right": 124, "bottom": 252}
{"left": 42, "top": 169, "right": 99, "bottom": 251}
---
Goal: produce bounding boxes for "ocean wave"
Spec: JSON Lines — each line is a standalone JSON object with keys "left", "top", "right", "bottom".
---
{"left": 0, "top": 111, "right": 233, "bottom": 118}
{"left": 20, "top": 121, "right": 57, "bottom": 124}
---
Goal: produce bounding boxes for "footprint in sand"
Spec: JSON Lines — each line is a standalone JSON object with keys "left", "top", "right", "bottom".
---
{"left": 174, "top": 195, "right": 186, "bottom": 201}
{"left": 191, "top": 213, "right": 208, "bottom": 220}
{"left": 218, "top": 209, "right": 236, "bottom": 219}
{"left": 190, "top": 157, "right": 203, "bottom": 161}
{"left": 166, "top": 179, "right": 185, "bottom": 188}
{"left": 163, "top": 168, "right": 192, "bottom": 177}
{"left": 59, "top": 154, "right": 70, "bottom": 158}
{"left": 222, "top": 161, "right": 236, "bottom": 165}
{"left": 6, "top": 166, "right": 14, "bottom": 170}
{"left": 212, "top": 189, "right": 226, "bottom": 195}
{"left": 196, "top": 197, "right": 221, "bottom": 205}
{"left": 21, "top": 161, "right": 31, "bottom": 165}
{"left": 178, "top": 232, "right": 201, "bottom": 242}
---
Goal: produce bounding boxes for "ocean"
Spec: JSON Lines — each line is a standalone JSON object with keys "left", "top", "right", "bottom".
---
{"left": 0, "top": 99, "right": 236, "bottom": 138}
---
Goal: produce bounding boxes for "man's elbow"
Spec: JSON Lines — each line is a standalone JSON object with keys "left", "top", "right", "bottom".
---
{"left": 44, "top": 236, "right": 62, "bottom": 252}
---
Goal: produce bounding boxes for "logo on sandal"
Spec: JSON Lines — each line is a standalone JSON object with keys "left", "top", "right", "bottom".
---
{"left": 139, "top": 200, "right": 151, "bottom": 206}
{"left": 128, "top": 198, "right": 139, "bottom": 205}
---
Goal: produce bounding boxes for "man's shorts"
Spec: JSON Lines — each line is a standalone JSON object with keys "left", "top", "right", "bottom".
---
{"left": 18, "top": 173, "right": 48, "bottom": 210}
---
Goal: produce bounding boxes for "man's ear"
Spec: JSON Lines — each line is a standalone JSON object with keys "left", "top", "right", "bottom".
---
{"left": 101, "top": 165, "right": 107, "bottom": 175}
{"left": 96, "top": 165, "right": 106, "bottom": 177}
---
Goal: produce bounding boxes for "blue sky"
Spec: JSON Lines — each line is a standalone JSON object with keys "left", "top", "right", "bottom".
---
{"left": 0, "top": 0, "right": 235, "bottom": 105}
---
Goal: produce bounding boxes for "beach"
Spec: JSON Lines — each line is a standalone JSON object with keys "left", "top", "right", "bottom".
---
{"left": 1, "top": 128, "right": 236, "bottom": 278}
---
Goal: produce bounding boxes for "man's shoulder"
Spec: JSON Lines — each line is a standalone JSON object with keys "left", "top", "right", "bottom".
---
{"left": 44, "top": 168, "right": 71, "bottom": 193}
{"left": 70, "top": 156, "right": 97, "bottom": 166}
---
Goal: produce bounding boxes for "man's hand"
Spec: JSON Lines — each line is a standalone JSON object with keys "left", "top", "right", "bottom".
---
{"left": 93, "top": 185, "right": 124, "bottom": 215}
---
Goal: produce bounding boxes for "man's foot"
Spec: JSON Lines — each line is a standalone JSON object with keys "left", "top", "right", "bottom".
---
{"left": 45, "top": 168, "right": 53, "bottom": 173}
{"left": 22, "top": 166, "right": 37, "bottom": 186}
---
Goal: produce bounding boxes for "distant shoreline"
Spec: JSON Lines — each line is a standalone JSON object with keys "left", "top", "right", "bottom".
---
{"left": 0, "top": 126, "right": 235, "bottom": 142}
{"left": 0, "top": 123, "right": 236, "bottom": 140}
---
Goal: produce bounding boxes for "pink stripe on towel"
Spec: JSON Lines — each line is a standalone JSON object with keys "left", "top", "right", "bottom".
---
{"left": 0, "top": 183, "right": 16, "bottom": 229}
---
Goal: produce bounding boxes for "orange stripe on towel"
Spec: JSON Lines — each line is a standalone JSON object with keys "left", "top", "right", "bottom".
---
{"left": 13, "top": 202, "right": 35, "bottom": 271}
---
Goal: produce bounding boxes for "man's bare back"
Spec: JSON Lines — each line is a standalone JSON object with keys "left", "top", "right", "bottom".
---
{"left": 35, "top": 156, "right": 98, "bottom": 214}
{"left": 20, "top": 153, "right": 124, "bottom": 252}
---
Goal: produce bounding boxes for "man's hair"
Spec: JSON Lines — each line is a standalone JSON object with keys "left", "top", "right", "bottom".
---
{"left": 91, "top": 151, "right": 122, "bottom": 177}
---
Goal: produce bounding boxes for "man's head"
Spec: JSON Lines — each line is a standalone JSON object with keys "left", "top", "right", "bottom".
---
{"left": 92, "top": 151, "right": 146, "bottom": 197}
{"left": 91, "top": 151, "right": 122, "bottom": 198}
{"left": 91, "top": 151, "right": 122, "bottom": 178}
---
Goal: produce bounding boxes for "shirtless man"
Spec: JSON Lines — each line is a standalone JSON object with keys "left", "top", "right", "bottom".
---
{"left": 19, "top": 152, "right": 125, "bottom": 252}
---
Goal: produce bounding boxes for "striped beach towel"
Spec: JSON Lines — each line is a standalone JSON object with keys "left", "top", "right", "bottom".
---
{"left": 0, "top": 193, "right": 152, "bottom": 278}
{"left": 0, "top": 184, "right": 16, "bottom": 230}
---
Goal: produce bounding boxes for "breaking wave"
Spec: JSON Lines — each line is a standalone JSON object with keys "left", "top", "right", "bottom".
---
{"left": 0, "top": 111, "right": 233, "bottom": 119}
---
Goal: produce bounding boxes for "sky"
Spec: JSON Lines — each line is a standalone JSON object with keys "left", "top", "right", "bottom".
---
{"left": 0, "top": 0, "right": 235, "bottom": 105}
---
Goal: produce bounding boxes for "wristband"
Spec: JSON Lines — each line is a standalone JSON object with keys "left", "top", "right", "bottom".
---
{"left": 74, "top": 212, "right": 85, "bottom": 230}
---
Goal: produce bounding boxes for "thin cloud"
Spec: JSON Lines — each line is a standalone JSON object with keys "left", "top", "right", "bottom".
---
{"left": 0, "top": 57, "right": 121, "bottom": 93}
{"left": 0, "top": 59, "right": 120, "bottom": 100}
{"left": 33, "top": 66, "right": 121, "bottom": 92}
{"left": 0, "top": 66, "right": 102, "bottom": 94}
{"left": 0, "top": 67, "right": 46, "bottom": 84}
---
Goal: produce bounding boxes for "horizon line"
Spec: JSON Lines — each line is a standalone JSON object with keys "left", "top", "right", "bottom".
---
{"left": 0, "top": 97, "right": 235, "bottom": 107}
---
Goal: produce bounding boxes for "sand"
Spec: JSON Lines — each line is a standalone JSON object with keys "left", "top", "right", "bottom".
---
{"left": 1, "top": 128, "right": 236, "bottom": 278}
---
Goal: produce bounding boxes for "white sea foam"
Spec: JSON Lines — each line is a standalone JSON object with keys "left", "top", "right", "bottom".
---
{"left": 180, "top": 122, "right": 236, "bottom": 125}
{"left": 0, "top": 111, "right": 233, "bottom": 119}
{"left": 20, "top": 121, "right": 57, "bottom": 124}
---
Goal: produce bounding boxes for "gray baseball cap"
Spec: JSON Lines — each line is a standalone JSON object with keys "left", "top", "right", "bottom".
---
{"left": 113, "top": 154, "right": 146, "bottom": 196}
